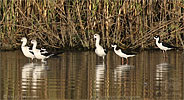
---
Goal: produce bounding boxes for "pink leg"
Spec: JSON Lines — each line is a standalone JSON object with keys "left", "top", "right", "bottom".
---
{"left": 163, "top": 50, "right": 166, "bottom": 58}
{"left": 121, "top": 58, "right": 124, "bottom": 65}
{"left": 126, "top": 58, "right": 128, "bottom": 64}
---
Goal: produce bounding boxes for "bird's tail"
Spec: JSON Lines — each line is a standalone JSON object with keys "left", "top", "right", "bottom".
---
{"left": 130, "top": 55, "right": 136, "bottom": 57}
{"left": 47, "top": 51, "right": 64, "bottom": 58}
{"left": 46, "top": 54, "right": 54, "bottom": 58}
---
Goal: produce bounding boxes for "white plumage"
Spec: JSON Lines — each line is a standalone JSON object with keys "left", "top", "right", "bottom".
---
{"left": 21, "top": 37, "right": 35, "bottom": 61}
{"left": 154, "top": 35, "right": 177, "bottom": 57}
{"left": 154, "top": 36, "right": 173, "bottom": 51}
{"left": 31, "top": 40, "right": 53, "bottom": 62}
{"left": 94, "top": 34, "right": 107, "bottom": 60}
{"left": 111, "top": 44, "right": 135, "bottom": 64}
{"left": 111, "top": 44, "right": 135, "bottom": 59}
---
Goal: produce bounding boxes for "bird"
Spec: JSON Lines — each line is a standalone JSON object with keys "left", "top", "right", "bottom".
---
{"left": 31, "top": 40, "right": 54, "bottom": 63}
{"left": 94, "top": 34, "right": 107, "bottom": 62}
{"left": 154, "top": 35, "right": 177, "bottom": 57}
{"left": 111, "top": 44, "right": 135, "bottom": 64}
{"left": 21, "top": 37, "right": 35, "bottom": 61}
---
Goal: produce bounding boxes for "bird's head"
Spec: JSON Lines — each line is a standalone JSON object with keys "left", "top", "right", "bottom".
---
{"left": 94, "top": 34, "right": 100, "bottom": 40}
{"left": 21, "top": 37, "right": 27, "bottom": 42}
{"left": 31, "top": 40, "right": 37, "bottom": 44}
{"left": 111, "top": 44, "right": 117, "bottom": 48}
{"left": 154, "top": 35, "right": 160, "bottom": 40}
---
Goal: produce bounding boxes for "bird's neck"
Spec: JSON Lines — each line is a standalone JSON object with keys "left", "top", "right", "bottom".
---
{"left": 113, "top": 47, "right": 117, "bottom": 51}
{"left": 95, "top": 39, "right": 100, "bottom": 47}
{"left": 21, "top": 41, "right": 27, "bottom": 47}
{"left": 156, "top": 38, "right": 160, "bottom": 45}
{"left": 32, "top": 43, "right": 37, "bottom": 50}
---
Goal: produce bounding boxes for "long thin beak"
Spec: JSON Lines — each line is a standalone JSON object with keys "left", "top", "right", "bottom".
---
{"left": 16, "top": 43, "right": 21, "bottom": 46}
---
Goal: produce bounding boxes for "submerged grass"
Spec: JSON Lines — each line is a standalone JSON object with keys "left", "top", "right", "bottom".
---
{"left": 0, "top": 0, "right": 184, "bottom": 50}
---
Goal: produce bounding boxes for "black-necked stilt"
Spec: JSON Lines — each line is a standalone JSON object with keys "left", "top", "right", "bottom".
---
{"left": 111, "top": 44, "right": 135, "bottom": 64}
{"left": 21, "top": 37, "right": 35, "bottom": 61}
{"left": 154, "top": 35, "right": 177, "bottom": 57}
{"left": 31, "top": 40, "right": 54, "bottom": 63}
{"left": 94, "top": 34, "right": 107, "bottom": 61}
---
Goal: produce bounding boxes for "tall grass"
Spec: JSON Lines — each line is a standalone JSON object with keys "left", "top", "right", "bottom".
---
{"left": 0, "top": 0, "right": 184, "bottom": 50}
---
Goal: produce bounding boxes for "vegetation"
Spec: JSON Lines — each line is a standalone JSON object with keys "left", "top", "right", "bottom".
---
{"left": 0, "top": 0, "right": 184, "bottom": 50}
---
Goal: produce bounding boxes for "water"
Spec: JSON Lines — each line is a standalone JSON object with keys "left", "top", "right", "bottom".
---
{"left": 0, "top": 50, "right": 183, "bottom": 99}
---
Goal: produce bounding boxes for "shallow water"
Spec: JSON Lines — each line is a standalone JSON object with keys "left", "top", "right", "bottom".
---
{"left": 0, "top": 50, "right": 183, "bottom": 99}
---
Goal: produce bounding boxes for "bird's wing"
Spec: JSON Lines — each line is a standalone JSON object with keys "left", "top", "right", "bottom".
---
{"left": 116, "top": 47, "right": 135, "bottom": 55}
{"left": 122, "top": 50, "right": 136, "bottom": 55}
{"left": 162, "top": 42, "right": 176, "bottom": 48}
{"left": 40, "top": 49, "right": 48, "bottom": 54}
{"left": 27, "top": 47, "right": 34, "bottom": 55}
{"left": 104, "top": 48, "right": 108, "bottom": 54}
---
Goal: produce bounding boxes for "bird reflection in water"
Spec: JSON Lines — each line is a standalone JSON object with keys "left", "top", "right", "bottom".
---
{"left": 32, "top": 63, "right": 48, "bottom": 91}
{"left": 21, "top": 62, "right": 48, "bottom": 99}
{"left": 155, "top": 57, "right": 171, "bottom": 97}
{"left": 94, "top": 62, "right": 105, "bottom": 99}
{"left": 22, "top": 63, "right": 35, "bottom": 91}
{"left": 114, "top": 64, "right": 134, "bottom": 82}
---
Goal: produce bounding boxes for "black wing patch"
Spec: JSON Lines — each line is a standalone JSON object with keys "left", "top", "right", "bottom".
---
{"left": 104, "top": 47, "right": 108, "bottom": 54}
{"left": 41, "top": 52, "right": 52, "bottom": 57}
{"left": 29, "top": 51, "right": 34, "bottom": 55}
{"left": 121, "top": 49, "right": 136, "bottom": 55}
{"left": 28, "top": 47, "right": 34, "bottom": 55}
{"left": 162, "top": 42, "right": 176, "bottom": 48}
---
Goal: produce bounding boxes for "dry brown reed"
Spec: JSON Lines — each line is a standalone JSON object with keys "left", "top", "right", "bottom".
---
{"left": 0, "top": 0, "right": 184, "bottom": 50}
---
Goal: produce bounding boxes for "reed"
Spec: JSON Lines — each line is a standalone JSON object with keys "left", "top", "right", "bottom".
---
{"left": 0, "top": 0, "right": 184, "bottom": 50}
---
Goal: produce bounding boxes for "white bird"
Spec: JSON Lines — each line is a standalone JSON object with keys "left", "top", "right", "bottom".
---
{"left": 94, "top": 34, "right": 107, "bottom": 61}
{"left": 21, "top": 37, "right": 35, "bottom": 61}
{"left": 111, "top": 44, "right": 135, "bottom": 64}
{"left": 31, "top": 40, "right": 54, "bottom": 63}
{"left": 154, "top": 35, "right": 177, "bottom": 57}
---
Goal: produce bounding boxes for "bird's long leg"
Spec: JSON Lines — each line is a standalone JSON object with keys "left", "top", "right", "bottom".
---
{"left": 121, "top": 58, "right": 124, "bottom": 65}
{"left": 163, "top": 50, "right": 166, "bottom": 58}
{"left": 165, "top": 50, "right": 168, "bottom": 58}
{"left": 126, "top": 58, "right": 128, "bottom": 64}
{"left": 103, "top": 56, "right": 105, "bottom": 65}
{"left": 163, "top": 56, "right": 166, "bottom": 62}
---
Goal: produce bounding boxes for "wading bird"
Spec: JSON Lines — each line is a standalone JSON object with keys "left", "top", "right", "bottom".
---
{"left": 94, "top": 34, "right": 107, "bottom": 64}
{"left": 154, "top": 35, "right": 177, "bottom": 57}
{"left": 31, "top": 40, "right": 54, "bottom": 63}
{"left": 111, "top": 44, "right": 135, "bottom": 64}
{"left": 21, "top": 37, "right": 35, "bottom": 61}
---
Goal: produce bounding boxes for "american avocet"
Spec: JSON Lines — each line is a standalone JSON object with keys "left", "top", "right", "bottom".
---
{"left": 31, "top": 40, "right": 54, "bottom": 63}
{"left": 154, "top": 35, "right": 177, "bottom": 56}
{"left": 94, "top": 34, "right": 107, "bottom": 61}
{"left": 111, "top": 44, "right": 135, "bottom": 64}
{"left": 21, "top": 37, "right": 35, "bottom": 61}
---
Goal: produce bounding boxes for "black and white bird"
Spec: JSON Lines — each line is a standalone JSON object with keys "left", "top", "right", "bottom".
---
{"left": 111, "top": 44, "right": 135, "bottom": 64}
{"left": 21, "top": 37, "right": 35, "bottom": 61}
{"left": 154, "top": 35, "right": 177, "bottom": 56}
{"left": 94, "top": 34, "right": 107, "bottom": 61}
{"left": 31, "top": 40, "right": 54, "bottom": 63}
